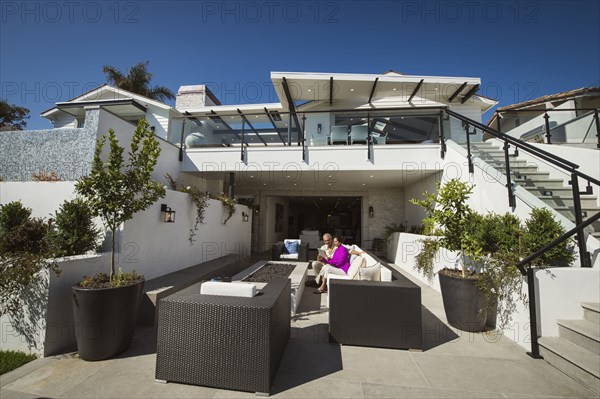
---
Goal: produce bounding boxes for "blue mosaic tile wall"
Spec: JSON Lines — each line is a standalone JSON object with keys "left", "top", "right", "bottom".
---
{"left": 0, "top": 109, "right": 99, "bottom": 181}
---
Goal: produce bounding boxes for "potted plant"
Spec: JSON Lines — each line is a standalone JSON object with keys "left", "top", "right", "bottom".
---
{"left": 73, "top": 119, "right": 165, "bottom": 361}
{"left": 411, "top": 178, "right": 488, "bottom": 332}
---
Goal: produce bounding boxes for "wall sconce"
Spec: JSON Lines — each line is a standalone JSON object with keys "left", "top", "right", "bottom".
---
{"left": 369, "top": 206, "right": 374, "bottom": 218}
{"left": 317, "top": 123, "right": 322, "bottom": 134}
{"left": 161, "top": 204, "right": 176, "bottom": 223}
{"left": 242, "top": 212, "right": 249, "bottom": 222}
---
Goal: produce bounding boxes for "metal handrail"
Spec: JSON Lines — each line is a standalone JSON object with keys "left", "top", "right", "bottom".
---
{"left": 445, "top": 109, "right": 580, "bottom": 171}
{"left": 445, "top": 108, "right": 600, "bottom": 360}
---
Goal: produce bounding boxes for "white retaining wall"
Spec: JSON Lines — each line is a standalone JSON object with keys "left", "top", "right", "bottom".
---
{"left": 0, "top": 182, "right": 251, "bottom": 355}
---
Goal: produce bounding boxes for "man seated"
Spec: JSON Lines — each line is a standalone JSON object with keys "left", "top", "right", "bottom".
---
{"left": 306, "top": 233, "right": 335, "bottom": 287}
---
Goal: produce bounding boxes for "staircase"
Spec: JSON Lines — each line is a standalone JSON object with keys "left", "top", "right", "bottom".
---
{"left": 538, "top": 303, "right": 600, "bottom": 394}
{"left": 463, "top": 141, "right": 600, "bottom": 240}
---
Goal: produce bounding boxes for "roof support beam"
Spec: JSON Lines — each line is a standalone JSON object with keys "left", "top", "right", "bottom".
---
{"left": 368, "top": 78, "right": 379, "bottom": 104}
{"left": 282, "top": 77, "right": 303, "bottom": 145}
{"left": 210, "top": 110, "right": 242, "bottom": 142}
{"left": 237, "top": 109, "right": 267, "bottom": 145}
{"left": 264, "top": 107, "right": 287, "bottom": 145}
{"left": 408, "top": 79, "right": 424, "bottom": 103}
{"left": 329, "top": 76, "right": 334, "bottom": 106}
{"left": 461, "top": 84, "right": 480, "bottom": 104}
{"left": 448, "top": 82, "right": 468, "bottom": 103}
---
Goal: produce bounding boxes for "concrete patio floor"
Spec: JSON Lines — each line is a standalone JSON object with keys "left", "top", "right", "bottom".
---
{"left": 1, "top": 263, "right": 598, "bottom": 399}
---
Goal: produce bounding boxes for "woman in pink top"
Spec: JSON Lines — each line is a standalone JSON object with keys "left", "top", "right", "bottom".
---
{"left": 315, "top": 236, "right": 350, "bottom": 294}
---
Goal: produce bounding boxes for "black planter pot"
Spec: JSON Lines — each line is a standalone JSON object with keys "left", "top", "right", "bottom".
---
{"left": 72, "top": 280, "right": 145, "bottom": 361}
{"left": 438, "top": 271, "right": 487, "bottom": 332}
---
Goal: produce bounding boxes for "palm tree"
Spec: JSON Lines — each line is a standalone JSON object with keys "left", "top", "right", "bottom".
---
{"left": 102, "top": 61, "right": 175, "bottom": 102}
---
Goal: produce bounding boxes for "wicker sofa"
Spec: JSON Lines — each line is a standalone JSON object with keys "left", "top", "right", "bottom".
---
{"left": 155, "top": 278, "right": 291, "bottom": 395}
{"left": 327, "top": 249, "right": 422, "bottom": 350}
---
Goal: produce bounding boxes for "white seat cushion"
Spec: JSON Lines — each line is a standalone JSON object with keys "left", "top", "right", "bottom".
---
{"left": 280, "top": 253, "right": 299, "bottom": 259}
{"left": 346, "top": 256, "right": 366, "bottom": 280}
{"left": 201, "top": 281, "right": 257, "bottom": 297}
{"left": 359, "top": 262, "right": 381, "bottom": 281}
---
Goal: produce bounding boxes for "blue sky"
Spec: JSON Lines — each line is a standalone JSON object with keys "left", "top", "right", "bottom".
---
{"left": 1, "top": 0, "right": 599, "bottom": 129}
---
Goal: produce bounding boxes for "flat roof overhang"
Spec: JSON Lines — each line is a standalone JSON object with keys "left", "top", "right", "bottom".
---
{"left": 270, "top": 71, "right": 483, "bottom": 108}
{"left": 42, "top": 99, "right": 147, "bottom": 120}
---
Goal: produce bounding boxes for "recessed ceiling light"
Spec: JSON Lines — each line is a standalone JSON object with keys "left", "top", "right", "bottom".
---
{"left": 393, "top": 88, "right": 397, "bottom": 91}
{"left": 328, "top": 183, "right": 332, "bottom": 186}
{"left": 308, "top": 89, "right": 311, "bottom": 92}
{"left": 249, "top": 175, "right": 254, "bottom": 178}
{"left": 293, "top": 183, "right": 297, "bottom": 186}
{"left": 350, "top": 88, "right": 354, "bottom": 91}
{"left": 369, "top": 175, "right": 374, "bottom": 178}
{"left": 362, "top": 183, "right": 366, "bottom": 186}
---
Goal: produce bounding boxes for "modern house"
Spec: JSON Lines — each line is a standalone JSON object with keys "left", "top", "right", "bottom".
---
{"left": 0, "top": 71, "right": 598, "bottom": 387}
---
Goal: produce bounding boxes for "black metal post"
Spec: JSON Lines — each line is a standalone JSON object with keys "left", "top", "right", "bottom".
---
{"left": 570, "top": 173, "right": 591, "bottom": 267}
{"left": 526, "top": 265, "right": 543, "bottom": 359}
{"left": 287, "top": 113, "right": 292, "bottom": 146}
{"left": 504, "top": 142, "right": 516, "bottom": 207}
{"left": 301, "top": 114, "right": 306, "bottom": 162}
{"left": 464, "top": 123, "right": 474, "bottom": 173}
{"left": 496, "top": 112, "right": 501, "bottom": 133}
{"left": 367, "top": 113, "right": 372, "bottom": 161}
{"left": 544, "top": 112, "right": 552, "bottom": 144}
{"left": 439, "top": 111, "right": 446, "bottom": 158}
{"left": 240, "top": 119, "right": 245, "bottom": 161}
{"left": 593, "top": 110, "right": 600, "bottom": 149}
{"left": 179, "top": 120, "right": 186, "bottom": 162}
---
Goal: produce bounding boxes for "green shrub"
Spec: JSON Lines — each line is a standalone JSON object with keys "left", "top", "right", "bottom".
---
{"left": 0, "top": 218, "right": 48, "bottom": 255}
{"left": 0, "top": 201, "right": 31, "bottom": 237}
{"left": 0, "top": 350, "right": 37, "bottom": 375}
{"left": 480, "top": 212, "right": 522, "bottom": 256}
{"left": 49, "top": 198, "right": 99, "bottom": 256}
{"left": 522, "top": 208, "right": 575, "bottom": 266}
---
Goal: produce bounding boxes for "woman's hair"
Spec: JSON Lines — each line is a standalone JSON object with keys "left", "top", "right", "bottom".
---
{"left": 333, "top": 235, "right": 343, "bottom": 244}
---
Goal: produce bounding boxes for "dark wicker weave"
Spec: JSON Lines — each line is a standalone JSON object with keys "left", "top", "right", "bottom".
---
{"left": 328, "top": 267, "right": 422, "bottom": 350}
{"left": 271, "top": 241, "right": 309, "bottom": 262}
{"left": 155, "top": 278, "right": 291, "bottom": 395}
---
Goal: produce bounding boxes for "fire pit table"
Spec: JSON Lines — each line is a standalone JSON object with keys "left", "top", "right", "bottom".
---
{"left": 232, "top": 260, "right": 309, "bottom": 316}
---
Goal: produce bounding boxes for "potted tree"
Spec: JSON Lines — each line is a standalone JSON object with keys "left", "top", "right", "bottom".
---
{"left": 73, "top": 119, "right": 165, "bottom": 361}
{"left": 411, "top": 178, "right": 488, "bottom": 332}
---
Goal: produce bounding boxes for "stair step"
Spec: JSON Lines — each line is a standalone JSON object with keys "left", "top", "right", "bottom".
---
{"left": 555, "top": 208, "right": 600, "bottom": 230}
{"left": 558, "top": 319, "right": 600, "bottom": 355}
{"left": 514, "top": 177, "right": 566, "bottom": 189}
{"left": 536, "top": 196, "right": 599, "bottom": 209}
{"left": 583, "top": 303, "right": 600, "bottom": 325}
{"left": 539, "top": 337, "right": 600, "bottom": 394}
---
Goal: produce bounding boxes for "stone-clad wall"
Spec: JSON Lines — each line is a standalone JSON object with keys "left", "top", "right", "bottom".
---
{"left": 0, "top": 109, "right": 99, "bottom": 181}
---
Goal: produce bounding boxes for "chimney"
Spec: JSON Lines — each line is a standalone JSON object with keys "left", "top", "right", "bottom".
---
{"left": 175, "top": 85, "right": 221, "bottom": 110}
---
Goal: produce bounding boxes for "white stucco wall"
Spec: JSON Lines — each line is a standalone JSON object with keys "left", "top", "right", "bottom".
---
{"left": 0, "top": 254, "right": 109, "bottom": 356}
{"left": 535, "top": 267, "right": 600, "bottom": 337}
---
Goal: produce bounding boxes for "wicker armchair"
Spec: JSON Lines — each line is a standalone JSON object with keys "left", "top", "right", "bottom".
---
{"left": 155, "top": 278, "right": 291, "bottom": 395}
{"left": 271, "top": 240, "right": 309, "bottom": 262}
{"left": 328, "top": 269, "right": 422, "bottom": 350}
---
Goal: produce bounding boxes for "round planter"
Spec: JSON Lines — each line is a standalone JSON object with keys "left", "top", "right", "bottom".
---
{"left": 72, "top": 280, "right": 145, "bottom": 361}
{"left": 438, "top": 271, "right": 487, "bottom": 332}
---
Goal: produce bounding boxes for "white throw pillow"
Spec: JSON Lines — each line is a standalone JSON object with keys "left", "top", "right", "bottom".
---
{"left": 359, "top": 262, "right": 381, "bottom": 281}
{"left": 346, "top": 256, "right": 365, "bottom": 280}
{"left": 200, "top": 282, "right": 257, "bottom": 297}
